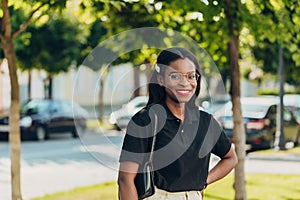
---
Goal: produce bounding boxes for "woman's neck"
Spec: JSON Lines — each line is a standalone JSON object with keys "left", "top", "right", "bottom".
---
{"left": 166, "top": 100, "right": 185, "bottom": 121}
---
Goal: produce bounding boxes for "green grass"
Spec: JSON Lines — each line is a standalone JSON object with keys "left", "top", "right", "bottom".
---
{"left": 86, "top": 118, "right": 115, "bottom": 131}
{"left": 32, "top": 174, "right": 300, "bottom": 200}
{"left": 249, "top": 146, "right": 300, "bottom": 156}
{"left": 31, "top": 182, "right": 118, "bottom": 200}
{"left": 205, "top": 174, "right": 300, "bottom": 200}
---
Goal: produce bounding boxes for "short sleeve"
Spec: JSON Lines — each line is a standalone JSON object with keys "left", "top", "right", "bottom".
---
{"left": 211, "top": 116, "right": 232, "bottom": 158}
{"left": 119, "top": 108, "right": 153, "bottom": 165}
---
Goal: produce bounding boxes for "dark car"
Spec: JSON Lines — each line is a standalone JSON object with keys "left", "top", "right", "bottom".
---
{"left": 215, "top": 96, "right": 300, "bottom": 151}
{"left": 0, "top": 99, "right": 88, "bottom": 141}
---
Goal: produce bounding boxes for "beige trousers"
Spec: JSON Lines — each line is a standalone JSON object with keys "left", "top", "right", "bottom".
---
{"left": 145, "top": 187, "right": 202, "bottom": 200}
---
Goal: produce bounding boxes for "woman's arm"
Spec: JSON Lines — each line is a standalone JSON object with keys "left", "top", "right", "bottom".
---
{"left": 118, "top": 161, "right": 140, "bottom": 200}
{"left": 206, "top": 144, "right": 238, "bottom": 186}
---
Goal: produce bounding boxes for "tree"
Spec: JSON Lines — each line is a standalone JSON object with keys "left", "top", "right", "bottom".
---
{"left": 2, "top": 7, "right": 34, "bottom": 99}
{"left": 247, "top": 1, "right": 300, "bottom": 88}
{"left": 102, "top": 0, "right": 230, "bottom": 100}
{"left": 244, "top": 1, "right": 300, "bottom": 151}
{"left": 75, "top": 1, "right": 162, "bottom": 120}
{"left": 224, "top": 1, "right": 247, "bottom": 199}
{"left": 17, "top": 16, "right": 83, "bottom": 99}
{"left": 0, "top": 1, "right": 67, "bottom": 199}
{"left": 152, "top": 0, "right": 231, "bottom": 84}
{"left": 34, "top": 16, "right": 83, "bottom": 98}
{"left": 103, "top": 0, "right": 161, "bottom": 96}
{"left": 76, "top": 19, "right": 108, "bottom": 120}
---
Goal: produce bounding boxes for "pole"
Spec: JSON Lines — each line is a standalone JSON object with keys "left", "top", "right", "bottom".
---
{"left": 274, "top": 44, "right": 286, "bottom": 151}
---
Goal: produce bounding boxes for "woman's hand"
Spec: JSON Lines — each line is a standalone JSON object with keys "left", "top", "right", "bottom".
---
{"left": 206, "top": 145, "right": 238, "bottom": 185}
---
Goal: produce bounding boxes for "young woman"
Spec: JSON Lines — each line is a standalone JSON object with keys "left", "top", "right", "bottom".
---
{"left": 118, "top": 47, "right": 237, "bottom": 200}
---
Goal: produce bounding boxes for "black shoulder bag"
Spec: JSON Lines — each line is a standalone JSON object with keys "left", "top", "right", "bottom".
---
{"left": 134, "top": 113, "right": 157, "bottom": 199}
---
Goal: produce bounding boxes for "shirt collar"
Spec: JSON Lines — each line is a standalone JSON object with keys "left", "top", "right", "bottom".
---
{"left": 159, "top": 101, "right": 199, "bottom": 122}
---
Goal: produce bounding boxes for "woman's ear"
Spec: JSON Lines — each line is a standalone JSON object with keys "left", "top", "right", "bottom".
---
{"left": 157, "top": 75, "right": 164, "bottom": 86}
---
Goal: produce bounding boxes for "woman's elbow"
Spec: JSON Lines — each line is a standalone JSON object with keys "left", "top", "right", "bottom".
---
{"left": 227, "top": 146, "right": 238, "bottom": 167}
{"left": 232, "top": 149, "right": 238, "bottom": 168}
{"left": 118, "top": 173, "right": 130, "bottom": 188}
{"left": 232, "top": 153, "right": 238, "bottom": 167}
{"left": 117, "top": 175, "right": 124, "bottom": 187}
{"left": 118, "top": 161, "right": 139, "bottom": 187}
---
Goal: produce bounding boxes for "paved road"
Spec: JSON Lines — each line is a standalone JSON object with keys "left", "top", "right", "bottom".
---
{"left": 0, "top": 130, "right": 299, "bottom": 200}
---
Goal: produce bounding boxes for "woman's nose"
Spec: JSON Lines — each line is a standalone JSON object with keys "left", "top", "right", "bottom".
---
{"left": 178, "top": 76, "right": 190, "bottom": 86}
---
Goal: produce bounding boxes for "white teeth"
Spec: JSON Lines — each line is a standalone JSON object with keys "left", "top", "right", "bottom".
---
{"left": 177, "top": 90, "right": 189, "bottom": 94}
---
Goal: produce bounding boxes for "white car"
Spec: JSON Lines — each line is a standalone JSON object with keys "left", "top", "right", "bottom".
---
{"left": 284, "top": 94, "right": 300, "bottom": 108}
{"left": 109, "top": 96, "right": 148, "bottom": 130}
{"left": 284, "top": 94, "right": 300, "bottom": 123}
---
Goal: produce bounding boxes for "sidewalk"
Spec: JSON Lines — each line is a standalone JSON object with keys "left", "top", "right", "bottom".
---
{"left": 247, "top": 147, "right": 300, "bottom": 162}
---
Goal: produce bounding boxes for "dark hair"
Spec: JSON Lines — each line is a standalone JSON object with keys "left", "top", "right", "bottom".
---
{"left": 147, "top": 47, "right": 201, "bottom": 107}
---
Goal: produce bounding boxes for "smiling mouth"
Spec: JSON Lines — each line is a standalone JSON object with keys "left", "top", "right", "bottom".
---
{"left": 176, "top": 90, "right": 192, "bottom": 96}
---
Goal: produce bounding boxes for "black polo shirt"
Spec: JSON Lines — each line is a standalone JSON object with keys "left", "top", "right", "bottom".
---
{"left": 119, "top": 102, "right": 231, "bottom": 192}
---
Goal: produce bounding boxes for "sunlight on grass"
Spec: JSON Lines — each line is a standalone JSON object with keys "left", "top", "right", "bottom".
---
{"left": 31, "top": 182, "right": 118, "bottom": 200}
{"left": 31, "top": 174, "right": 300, "bottom": 200}
{"left": 205, "top": 174, "right": 300, "bottom": 200}
{"left": 250, "top": 146, "right": 300, "bottom": 156}
{"left": 86, "top": 119, "right": 114, "bottom": 130}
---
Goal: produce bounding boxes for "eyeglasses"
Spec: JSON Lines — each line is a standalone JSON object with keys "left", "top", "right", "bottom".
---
{"left": 168, "top": 72, "right": 200, "bottom": 82}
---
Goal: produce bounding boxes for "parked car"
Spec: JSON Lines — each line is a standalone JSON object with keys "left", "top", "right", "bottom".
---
{"left": 0, "top": 99, "right": 88, "bottom": 141}
{"left": 284, "top": 94, "right": 300, "bottom": 107}
{"left": 109, "top": 96, "right": 148, "bottom": 130}
{"left": 284, "top": 94, "right": 300, "bottom": 123}
{"left": 215, "top": 96, "right": 300, "bottom": 151}
{"left": 200, "top": 95, "right": 230, "bottom": 114}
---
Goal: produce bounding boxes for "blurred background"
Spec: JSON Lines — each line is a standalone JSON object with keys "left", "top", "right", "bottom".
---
{"left": 1, "top": 1, "right": 300, "bottom": 199}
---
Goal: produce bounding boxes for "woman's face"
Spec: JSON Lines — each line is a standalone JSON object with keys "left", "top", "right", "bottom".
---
{"left": 158, "top": 58, "right": 198, "bottom": 105}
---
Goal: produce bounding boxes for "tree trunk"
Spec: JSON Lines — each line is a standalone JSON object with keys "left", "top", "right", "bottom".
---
{"left": 229, "top": 35, "right": 247, "bottom": 200}
{"left": 28, "top": 70, "right": 31, "bottom": 100}
{"left": 0, "top": 0, "right": 22, "bottom": 199}
{"left": 98, "top": 76, "right": 105, "bottom": 122}
{"left": 1, "top": 32, "right": 22, "bottom": 200}
{"left": 225, "top": 0, "right": 247, "bottom": 199}
{"left": 48, "top": 75, "right": 53, "bottom": 99}
{"left": 145, "top": 61, "right": 152, "bottom": 92}
{"left": 133, "top": 66, "right": 140, "bottom": 98}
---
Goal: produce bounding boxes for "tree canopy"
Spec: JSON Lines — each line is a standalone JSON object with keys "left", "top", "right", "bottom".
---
{"left": 246, "top": 1, "right": 300, "bottom": 86}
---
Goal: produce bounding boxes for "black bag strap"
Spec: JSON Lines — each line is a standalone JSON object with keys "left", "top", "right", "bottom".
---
{"left": 148, "top": 113, "right": 158, "bottom": 163}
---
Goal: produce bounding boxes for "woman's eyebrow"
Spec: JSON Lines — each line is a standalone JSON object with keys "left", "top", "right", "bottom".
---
{"left": 168, "top": 70, "right": 196, "bottom": 74}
